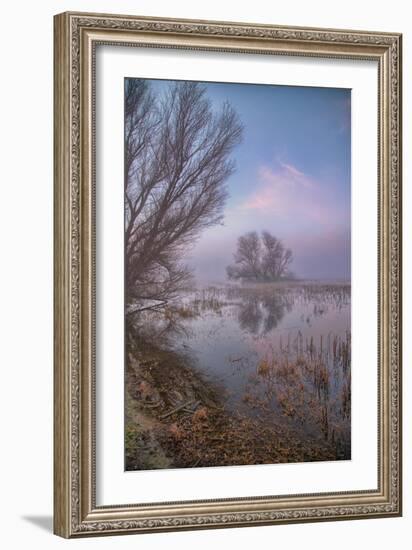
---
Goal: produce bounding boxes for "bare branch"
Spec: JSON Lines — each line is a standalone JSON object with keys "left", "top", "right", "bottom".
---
{"left": 125, "top": 79, "right": 243, "bottom": 305}
{"left": 227, "top": 231, "right": 293, "bottom": 282}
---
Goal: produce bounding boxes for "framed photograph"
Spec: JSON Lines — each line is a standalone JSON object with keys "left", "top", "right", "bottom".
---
{"left": 54, "top": 12, "right": 402, "bottom": 537}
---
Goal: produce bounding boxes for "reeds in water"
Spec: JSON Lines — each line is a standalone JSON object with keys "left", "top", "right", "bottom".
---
{"left": 251, "top": 331, "right": 351, "bottom": 455}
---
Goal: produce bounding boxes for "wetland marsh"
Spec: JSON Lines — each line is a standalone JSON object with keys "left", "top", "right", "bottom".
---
{"left": 125, "top": 281, "right": 351, "bottom": 470}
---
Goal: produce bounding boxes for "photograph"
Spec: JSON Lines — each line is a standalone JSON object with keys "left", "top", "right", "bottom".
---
{"left": 124, "top": 77, "right": 352, "bottom": 471}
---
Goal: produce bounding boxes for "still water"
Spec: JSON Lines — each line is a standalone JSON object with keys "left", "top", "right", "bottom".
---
{"left": 136, "top": 282, "right": 351, "bottom": 459}
{"left": 171, "top": 284, "right": 348, "bottom": 397}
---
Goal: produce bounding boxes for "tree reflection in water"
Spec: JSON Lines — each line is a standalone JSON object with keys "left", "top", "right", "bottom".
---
{"left": 126, "top": 283, "right": 351, "bottom": 466}
{"left": 237, "top": 294, "right": 292, "bottom": 335}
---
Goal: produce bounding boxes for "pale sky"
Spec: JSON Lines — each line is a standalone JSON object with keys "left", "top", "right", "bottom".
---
{"left": 142, "top": 79, "right": 351, "bottom": 283}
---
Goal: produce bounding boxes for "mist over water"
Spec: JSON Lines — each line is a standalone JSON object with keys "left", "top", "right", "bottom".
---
{"left": 142, "top": 281, "right": 352, "bottom": 459}
{"left": 174, "top": 284, "right": 349, "bottom": 406}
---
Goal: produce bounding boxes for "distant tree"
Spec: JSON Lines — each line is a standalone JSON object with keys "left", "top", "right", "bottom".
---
{"left": 125, "top": 79, "right": 243, "bottom": 305}
{"left": 227, "top": 231, "right": 293, "bottom": 282}
{"left": 226, "top": 231, "right": 261, "bottom": 281}
{"left": 261, "top": 231, "right": 293, "bottom": 280}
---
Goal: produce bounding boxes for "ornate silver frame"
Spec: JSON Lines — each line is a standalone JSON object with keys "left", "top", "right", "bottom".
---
{"left": 54, "top": 11, "right": 402, "bottom": 538}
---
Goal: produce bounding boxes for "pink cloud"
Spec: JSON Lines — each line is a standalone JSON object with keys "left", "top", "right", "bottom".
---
{"left": 240, "top": 162, "right": 344, "bottom": 228}
{"left": 278, "top": 161, "right": 309, "bottom": 183}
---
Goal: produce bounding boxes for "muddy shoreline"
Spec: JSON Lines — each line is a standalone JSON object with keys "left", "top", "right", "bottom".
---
{"left": 125, "top": 336, "right": 344, "bottom": 471}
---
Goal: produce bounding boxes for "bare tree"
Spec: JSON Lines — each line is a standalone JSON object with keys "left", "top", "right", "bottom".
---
{"left": 227, "top": 231, "right": 293, "bottom": 282}
{"left": 226, "top": 231, "right": 261, "bottom": 281}
{"left": 261, "top": 231, "right": 292, "bottom": 280}
{"left": 125, "top": 79, "right": 243, "bottom": 305}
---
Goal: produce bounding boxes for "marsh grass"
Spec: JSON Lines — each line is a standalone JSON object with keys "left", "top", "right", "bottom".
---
{"left": 126, "top": 281, "right": 351, "bottom": 468}
{"left": 244, "top": 330, "right": 351, "bottom": 457}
